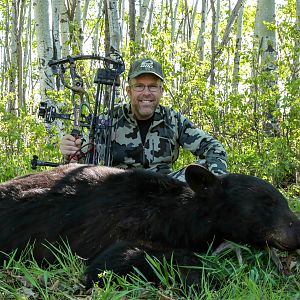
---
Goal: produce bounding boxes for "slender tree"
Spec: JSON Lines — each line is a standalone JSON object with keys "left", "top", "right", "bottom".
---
{"left": 92, "top": 0, "right": 104, "bottom": 54}
{"left": 254, "top": 0, "right": 277, "bottom": 72}
{"left": 52, "top": 0, "right": 62, "bottom": 60}
{"left": 253, "top": 0, "right": 278, "bottom": 134}
{"left": 8, "top": 0, "right": 17, "bottom": 112}
{"left": 210, "top": 0, "right": 217, "bottom": 86}
{"left": 82, "top": 0, "right": 90, "bottom": 31}
{"left": 9, "top": 0, "right": 27, "bottom": 112}
{"left": 33, "top": 0, "right": 54, "bottom": 102}
{"left": 232, "top": 3, "right": 244, "bottom": 93}
{"left": 197, "top": 0, "right": 207, "bottom": 61}
{"left": 294, "top": 0, "right": 300, "bottom": 77}
{"left": 59, "top": 0, "right": 70, "bottom": 57}
{"left": 145, "top": 0, "right": 155, "bottom": 50}
{"left": 135, "top": 0, "right": 151, "bottom": 46}
{"left": 128, "top": 0, "right": 136, "bottom": 56}
{"left": 170, "top": 0, "right": 180, "bottom": 57}
{"left": 74, "top": 0, "right": 84, "bottom": 53}
{"left": 106, "top": 0, "right": 122, "bottom": 51}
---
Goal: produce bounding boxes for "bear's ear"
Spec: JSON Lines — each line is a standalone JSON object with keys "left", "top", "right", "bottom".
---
{"left": 185, "top": 164, "right": 220, "bottom": 193}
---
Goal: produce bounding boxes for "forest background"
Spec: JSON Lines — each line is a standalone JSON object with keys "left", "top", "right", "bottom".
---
{"left": 0, "top": 0, "right": 299, "bottom": 197}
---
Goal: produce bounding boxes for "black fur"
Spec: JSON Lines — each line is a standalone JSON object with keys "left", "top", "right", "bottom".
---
{"left": 1, "top": 164, "right": 300, "bottom": 286}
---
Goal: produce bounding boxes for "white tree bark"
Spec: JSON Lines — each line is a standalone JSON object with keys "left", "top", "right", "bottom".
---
{"left": 82, "top": 0, "right": 90, "bottom": 31}
{"left": 215, "top": 0, "right": 221, "bottom": 47}
{"left": 145, "top": 0, "right": 155, "bottom": 50}
{"left": 135, "top": 0, "right": 151, "bottom": 45}
{"left": 197, "top": 0, "right": 207, "bottom": 61}
{"left": 129, "top": 0, "right": 136, "bottom": 55}
{"left": 232, "top": 3, "right": 244, "bottom": 93}
{"left": 74, "top": 0, "right": 84, "bottom": 53}
{"left": 296, "top": 0, "right": 300, "bottom": 184}
{"left": 92, "top": 0, "right": 103, "bottom": 54}
{"left": 52, "top": 0, "right": 62, "bottom": 59}
{"left": 106, "top": 0, "right": 122, "bottom": 51}
{"left": 294, "top": 0, "right": 300, "bottom": 75}
{"left": 210, "top": 0, "right": 218, "bottom": 85}
{"left": 170, "top": 0, "right": 180, "bottom": 41}
{"left": 254, "top": 0, "right": 277, "bottom": 71}
{"left": 253, "top": 0, "right": 278, "bottom": 134}
{"left": 23, "top": 4, "right": 32, "bottom": 103}
{"left": 33, "top": 0, "right": 54, "bottom": 102}
{"left": 59, "top": 0, "right": 70, "bottom": 57}
{"left": 190, "top": 0, "right": 200, "bottom": 41}
{"left": 10, "top": 0, "right": 26, "bottom": 111}
{"left": 9, "top": 0, "right": 18, "bottom": 111}
{"left": 218, "top": 0, "right": 245, "bottom": 53}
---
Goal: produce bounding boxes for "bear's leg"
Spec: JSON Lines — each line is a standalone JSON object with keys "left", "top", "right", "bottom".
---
{"left": 84, "top": 240, "right": 201, "bottom": 288}
{"left": 83, "top": 240, "right": 143, "bottom": 287}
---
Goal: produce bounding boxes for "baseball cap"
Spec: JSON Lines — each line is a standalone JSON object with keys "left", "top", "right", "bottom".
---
{"left": 128, "top": 58, "right": 164, "bottom": 81}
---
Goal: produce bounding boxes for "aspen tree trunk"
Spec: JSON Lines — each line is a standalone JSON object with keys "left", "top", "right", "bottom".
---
{"left": 293, "top": 0, "right": 300, "bottom": 78}
{"left": 253, "top": 0, "right": 278, "bottom": 135}
{"left": 16, "top": 0, "right": 26, "bottom": 109}
{"left": 118, "top": 0, "right": 124, "bottom": 43}
{"left": 9, "top": 0, "right": 26, "bottom": 112}
{"left": 218, "top": 0, "right": 245, "bottom": 53}
{"left": 209, "top": 0, "right": 244, "bottom": 83}
{"left": 52, "top": 0, "right": 62, "bottom": 60}
{"left": 2, "top": 2, "right": 10, "bottom": 96}
{"left": 74, "top": 0, "right": 84, "bottom": 53}
{"left": 104, "top": 0, "right": 110, "bottom": 55}
{"left": 82, "top": 0, "right": 90, "bottom": 31}
{"left": 145, "top": 0, "right": 155, "bottom": 50}
{"left": 295, "top": 0, "right": 300, "bottom": 185}
{"left": 59, "top": 0, "right": 70, "bottom": 57}
{"left": 183, "top": 0, "right": 191, "bottom": 43}
{"left": 254, "top": 0, "right": 277, "bottom": 72}
{"left": 170, "top": 0, "right": 180, "bottom": 57}
{"left": 129, "top": 0, "right": 136, "bottom": 56}
{"left": 190, "top": 0, "right": 199, "bottom": 42}
{"left": 67, "top": 0, "right": 83, "bottom": 54}
{"left": 232, "top": 3, "right": 244, "bottom": 93}
{"left": 197, "top": 0, "right": 207, "bottom": 61}
{"left": 215, "top": 0, "right": 221, "bottom": 46}
{"left": 106, "top": 0, "right": 121, "bottom": 51}
{"left": 135, "top": 0, "right": 151, "bottom": 45}
{"left": 159, "top": 0, "right": 164, "bottom": 33}
{"left": 33, "top": 0, "right": 54, "bottom": 102}
{"left": 23, "top": 4, "right": 31, "bottom": 105}
{"left": 92, "top": 1, "right": 103, "bottom": 54}
{"left": 8, "top": 0, "right": 18, "bottom": 112}
{"left": 210, "top": 0, "right": 217, "bottom": 86}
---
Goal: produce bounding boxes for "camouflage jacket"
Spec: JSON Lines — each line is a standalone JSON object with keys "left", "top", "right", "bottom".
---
{"left": 105, "top": 103, "right": 228, "bottom": 175}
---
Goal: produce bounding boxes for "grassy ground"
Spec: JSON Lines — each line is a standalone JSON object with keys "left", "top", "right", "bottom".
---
{"left": 1, "top": 241, "right": 300, "bottom": 300}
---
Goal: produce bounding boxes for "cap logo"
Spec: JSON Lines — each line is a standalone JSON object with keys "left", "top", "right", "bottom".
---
{"left": 140, "top": 60, "right": 154, "bottom": 69}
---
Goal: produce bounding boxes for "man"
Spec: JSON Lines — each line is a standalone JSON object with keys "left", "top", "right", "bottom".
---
{"left": 59, "top": 58, "right": 228, "bottom": 180}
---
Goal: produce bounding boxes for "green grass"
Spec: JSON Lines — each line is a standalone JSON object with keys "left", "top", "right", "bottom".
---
{"left": 0, "top": 242, "right": 300, "bottom": 300}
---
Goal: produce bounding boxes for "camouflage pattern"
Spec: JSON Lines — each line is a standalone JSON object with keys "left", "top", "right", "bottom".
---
{"left": 106, "top": 103, "right": 228, "bottom": 178}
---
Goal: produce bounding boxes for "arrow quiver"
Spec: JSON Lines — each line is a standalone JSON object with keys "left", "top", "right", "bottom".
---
{"left": 32, "top": 52, "right": 125, "bottom": 169}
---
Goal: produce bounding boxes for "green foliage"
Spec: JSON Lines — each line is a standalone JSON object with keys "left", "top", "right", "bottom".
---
{"left": 1, "top": 0, "right": 300, "bottom": 195}
{"left": 0, "top": 241, "right": 85, "bottom": 299}
{"left": 80, "top": 243, "right": 300, "bottom": 299}
{"left": 0, "top": 103, "right": 61, "bottom": 182}
{"left": 1, "top": 235, "right": 300, "bottom": 298}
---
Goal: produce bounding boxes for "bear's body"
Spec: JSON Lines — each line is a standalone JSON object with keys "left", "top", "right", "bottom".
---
{"left": 0, "top": 164, "right": 299, "bottom": 285}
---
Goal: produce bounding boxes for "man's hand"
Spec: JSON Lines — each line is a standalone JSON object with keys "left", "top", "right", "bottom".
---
{"left": 59, "top": 134, "right": 82, "bottom": 162}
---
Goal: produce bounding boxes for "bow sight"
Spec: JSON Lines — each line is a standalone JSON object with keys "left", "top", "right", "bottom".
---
{"left": 31, "top": 51, "right": 125, "bottom": 169}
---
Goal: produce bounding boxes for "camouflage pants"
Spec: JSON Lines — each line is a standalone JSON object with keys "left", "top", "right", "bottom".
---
{"left": 169, "top": 159, "right": 207, "bottom": 182}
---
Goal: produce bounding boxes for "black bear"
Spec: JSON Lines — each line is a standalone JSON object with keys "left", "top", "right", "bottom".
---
{"left": 0, "top": 164, "right": 300, "bottom": 286}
